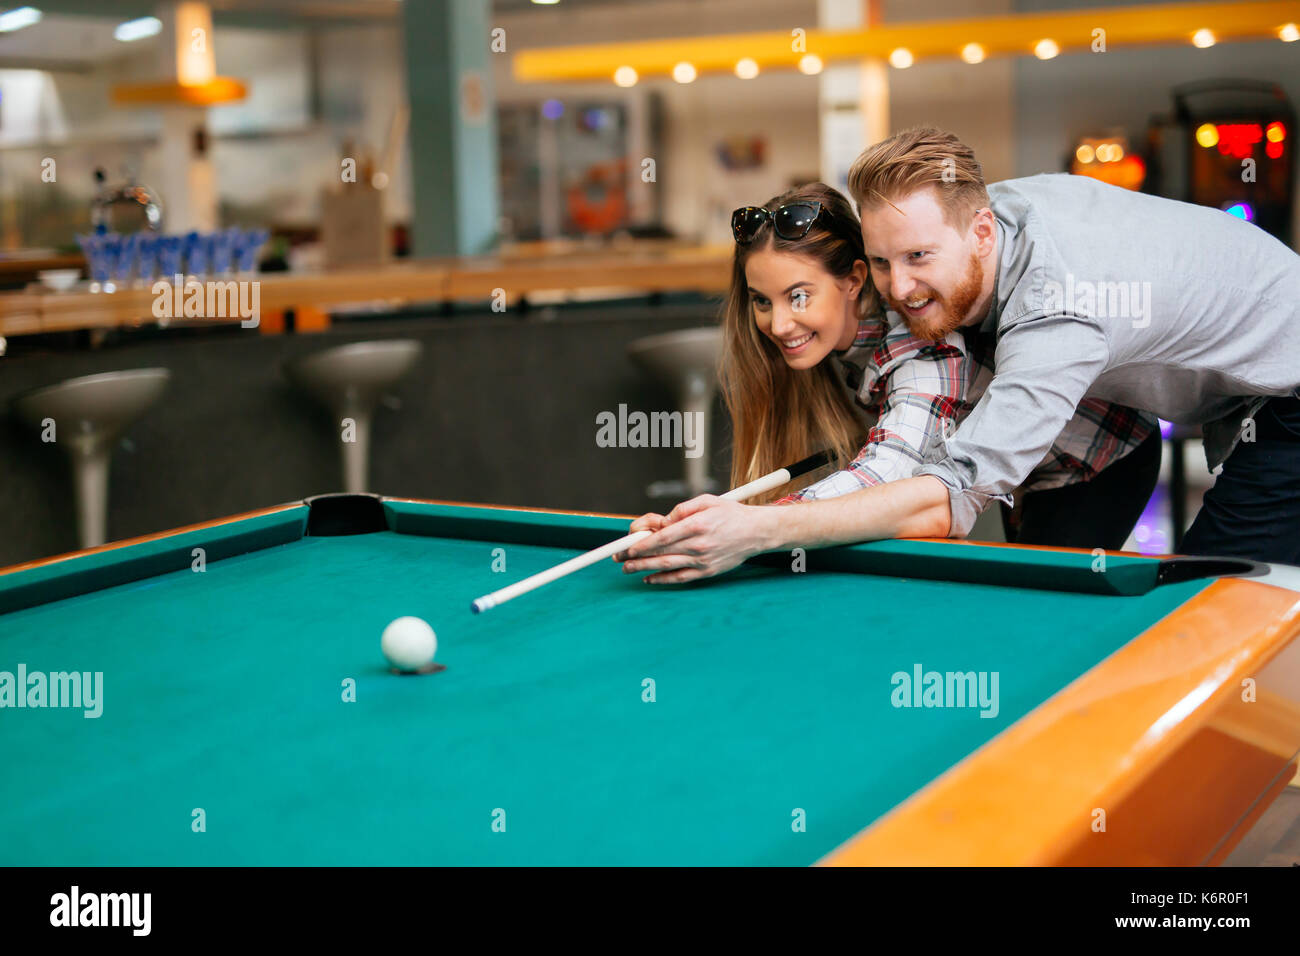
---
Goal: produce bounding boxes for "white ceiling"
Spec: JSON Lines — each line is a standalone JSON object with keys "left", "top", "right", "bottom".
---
{"left": 0, "top": 0, "right": 779, "bottom": 71}
{"left": 0, "top": 14, "right": 157, "bottom": 69}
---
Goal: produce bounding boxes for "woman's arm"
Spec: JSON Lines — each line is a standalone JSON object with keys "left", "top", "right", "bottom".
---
{"left": 616, "top": 327, "right": 969, "bottom": 582}
{"left": 768, "top": 474, "right": 952, "bottom": 546}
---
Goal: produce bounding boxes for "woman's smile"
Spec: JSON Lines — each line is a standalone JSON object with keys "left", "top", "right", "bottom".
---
{"left": 780, "top": 331, "right": 815, "bottom": 353}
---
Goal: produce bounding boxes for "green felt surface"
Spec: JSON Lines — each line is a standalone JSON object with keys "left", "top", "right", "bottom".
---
{"left": 0, "top": 511, "right": 1211, "bottom": 865}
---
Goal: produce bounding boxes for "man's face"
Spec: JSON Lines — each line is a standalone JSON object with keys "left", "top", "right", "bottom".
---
{"left": 860, "top": 186, "right": 988, "bottom": 342}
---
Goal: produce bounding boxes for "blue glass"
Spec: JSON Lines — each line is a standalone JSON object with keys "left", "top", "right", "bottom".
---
{"left": 101, "top": 234, "right": 123, "bottom": 260}
{"left": 181, "top": 231, "right": 209, "bottom": 277}
{"left": 77, "top": 234, "right": 110, "bottom": 285}
{"left": 210, "top": 227, "right": 239, "bottom": 275}
{"left": 135, "top": 233, "right": 160, "bottom": 284}
{"left": 156, "top": 236, "right": 184, "bottom": 280}
{"left": 113, "top": 232, "right": 141, "bottom": 283}
{"left": 235, "top": 229, "right": 269, "bottom": 273}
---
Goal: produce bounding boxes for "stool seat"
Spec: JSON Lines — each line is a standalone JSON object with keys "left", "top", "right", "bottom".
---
{"left": 626, "top": 328, "right": 722, "bottom": 392}
{"left": 284, "top": 339, "right": 423, "bottom": 406}
{"left": 12, "top": 369, "right": 171, "bottom": 438}
{"left": 284, "top": 339, "right": 423, "bottom": 494}
{"left": 627, "top": 327, "right": 722, "bottom": 499}
{"left": 10, "top": 368, "right": 170, "bottom": 550}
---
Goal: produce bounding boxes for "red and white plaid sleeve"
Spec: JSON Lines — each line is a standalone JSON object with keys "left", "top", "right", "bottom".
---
{"left": 775, "top": 322, "right": 969, "bottom": 504}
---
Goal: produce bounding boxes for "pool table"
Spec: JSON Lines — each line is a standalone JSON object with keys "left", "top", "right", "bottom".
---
{"left": 2, "top": 493, "right": 1298, "bottom": 866}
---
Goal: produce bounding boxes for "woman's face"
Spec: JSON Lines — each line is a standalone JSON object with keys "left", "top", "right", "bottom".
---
{"left": 744, "top": 247, "right": 867, "bottom": 370}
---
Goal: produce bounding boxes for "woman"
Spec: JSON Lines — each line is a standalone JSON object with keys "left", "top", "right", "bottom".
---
{"left": 615, "top": 183, "right": 1161, "bottom": 583}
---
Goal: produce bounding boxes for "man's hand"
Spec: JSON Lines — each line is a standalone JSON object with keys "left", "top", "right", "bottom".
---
{"left": 614, "top": 495, "right": 774, "bottom": 584}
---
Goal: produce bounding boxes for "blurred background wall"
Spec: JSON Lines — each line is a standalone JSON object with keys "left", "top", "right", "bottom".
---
{"left": 3, "top": 0, "right": 1294, "bottom": 255}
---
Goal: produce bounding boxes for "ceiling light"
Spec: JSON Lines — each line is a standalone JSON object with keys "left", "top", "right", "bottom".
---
{"left": 888, "top": 48, "right": 914, "bottom": 69}
{"left": 0, "top": 6, "right": 42, "bottom": 32}
{"left": 115, "top": 16, "right": 163, "bottom": 42}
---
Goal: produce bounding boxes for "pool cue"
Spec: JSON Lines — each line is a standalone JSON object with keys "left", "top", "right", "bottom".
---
{"left": 470, "top": 450, "right": 833, "bottom": 614}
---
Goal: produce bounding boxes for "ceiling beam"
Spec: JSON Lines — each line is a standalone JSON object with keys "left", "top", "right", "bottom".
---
{"left": 513, "top": 0, "right": 1300, "bottom": 83}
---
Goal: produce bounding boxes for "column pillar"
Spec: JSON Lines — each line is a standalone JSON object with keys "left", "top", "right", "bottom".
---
{"left": 402, "top": 0, "right": 500, "bottom": 257}
{"left": 154, "top": 1, "right": 218, "bottom": 232}
{"left": 818, "top": 0, "right": 889, "bottom": 192}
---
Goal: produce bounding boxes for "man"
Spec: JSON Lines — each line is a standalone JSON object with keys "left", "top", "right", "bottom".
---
{"left": 615, "top": 127, "right": 1300, "bottom": 581}
{"left": 775, "top": 309, "right": 1162, "bottom": 550}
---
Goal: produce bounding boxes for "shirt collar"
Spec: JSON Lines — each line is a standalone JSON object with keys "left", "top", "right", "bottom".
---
{"left": 833, "top": 312, "right": 881, "bottom": 356}
{"left": 975, "top": 217, "right": 1006, "bottom": 335}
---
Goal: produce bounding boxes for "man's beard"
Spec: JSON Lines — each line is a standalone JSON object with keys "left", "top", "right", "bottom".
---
{"left": 888, "top": 252, "right": 984, "bottom": 342}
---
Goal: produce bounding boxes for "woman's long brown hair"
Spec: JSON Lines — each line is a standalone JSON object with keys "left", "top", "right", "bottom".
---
{"left": 720, "top": 182, "right": 881, "bottom": 503}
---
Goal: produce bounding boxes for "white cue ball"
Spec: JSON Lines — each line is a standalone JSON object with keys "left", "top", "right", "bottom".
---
{"left": 381, "top": 616, "right": 437, "bottom": 672}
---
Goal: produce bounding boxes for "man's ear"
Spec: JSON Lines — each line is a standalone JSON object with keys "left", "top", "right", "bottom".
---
{"left": 971, "top": 207, "right": 996, "bottom": 256}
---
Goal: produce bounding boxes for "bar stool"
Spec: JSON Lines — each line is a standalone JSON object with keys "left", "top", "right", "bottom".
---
{"left": 627, "top": 327, "right": 722, "bottom": 499}
{"left": 10, "top": 368, "right": 171, "bottom": 549}
{"left": 284, "top": 339, "right": 422, "bottom": 494}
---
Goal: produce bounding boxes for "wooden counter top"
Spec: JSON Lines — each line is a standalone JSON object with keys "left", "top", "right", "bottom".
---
{"left": 0, "top": 247, "right": 732, "bottom": 338}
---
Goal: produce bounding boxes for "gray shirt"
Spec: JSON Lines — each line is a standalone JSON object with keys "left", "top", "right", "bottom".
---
{"left": 914, "top": 173, "right": 1300, "bottom": 537}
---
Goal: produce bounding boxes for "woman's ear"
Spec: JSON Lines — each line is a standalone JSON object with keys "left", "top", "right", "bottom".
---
{"left": 848, "top": 258, "right": 869, "bottom": 297}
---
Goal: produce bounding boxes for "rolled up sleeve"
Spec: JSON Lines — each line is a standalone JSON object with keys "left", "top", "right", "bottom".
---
{"left": 914, "top": 314, "right": 1110, "bottom": 537}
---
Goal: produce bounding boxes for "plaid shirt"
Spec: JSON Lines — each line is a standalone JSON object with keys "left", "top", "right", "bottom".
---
{"left": 777, "top": 312, "right": 1156, "bottom": 504}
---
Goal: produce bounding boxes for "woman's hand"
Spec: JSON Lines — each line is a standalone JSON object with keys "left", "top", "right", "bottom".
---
{"left": 614, "top": 495, "right": 775, "bottom": 584}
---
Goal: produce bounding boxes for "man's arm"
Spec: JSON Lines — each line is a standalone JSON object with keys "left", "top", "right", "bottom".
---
{"left": 914, "top": 314, "right": 1110, "bottom": 536}
{"left": 765, "top": 475, "right": 952, "bottom": 549}
{"left": 619, "top": 476, "right": 951, "bottom": 584}
{"left": 768, "top": 314, "right": 1108, "bottom": 550}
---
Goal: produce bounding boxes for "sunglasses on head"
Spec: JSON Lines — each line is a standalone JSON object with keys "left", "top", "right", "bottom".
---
{"left": 731, "top": 201, "right": 825, "bottom": 245}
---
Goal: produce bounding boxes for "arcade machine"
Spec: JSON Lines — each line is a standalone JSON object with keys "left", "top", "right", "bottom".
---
{"left": 1069, "top": 130, "right": 1148, "bottom": 191}
{"left": 1147, "top": 78, "right": 1295, "bottom": 244}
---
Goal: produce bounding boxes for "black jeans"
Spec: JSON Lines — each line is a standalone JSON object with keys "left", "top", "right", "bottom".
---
{"left": 1180, "top": 396, "right": 1300, "bottom": 565}
{"left": 1000, "top": 430, "right": 1163, "bottom": 551}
